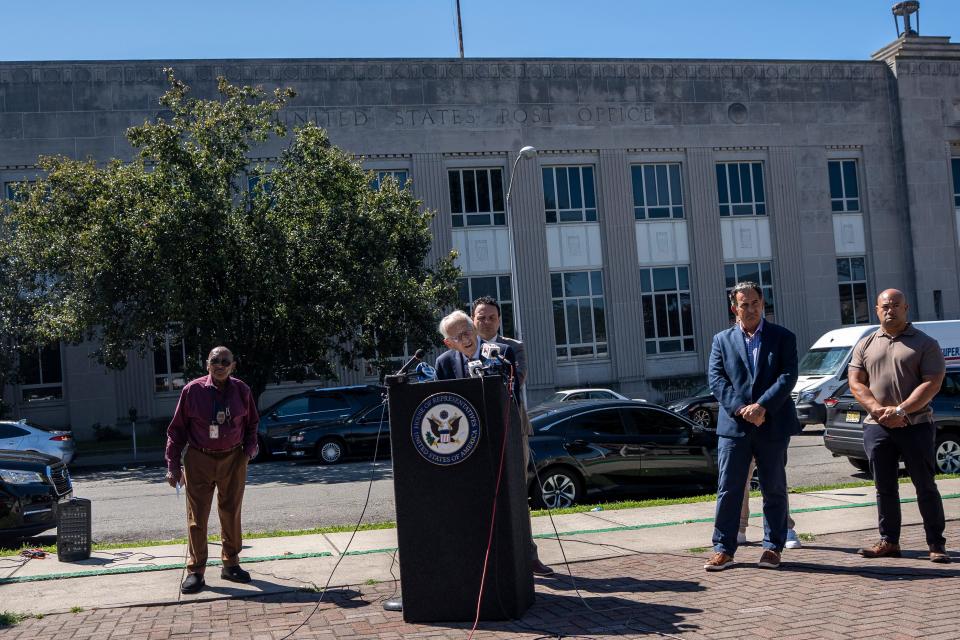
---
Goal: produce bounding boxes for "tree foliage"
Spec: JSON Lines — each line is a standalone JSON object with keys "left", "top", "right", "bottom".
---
{"left": 3, "top": 70, "right": 459, "bottom": 400}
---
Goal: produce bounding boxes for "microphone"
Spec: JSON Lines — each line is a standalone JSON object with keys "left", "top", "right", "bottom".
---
{"left": 395, "top": 348, "right": 425, "bottom": 376}
{"left": 467, "top": 360, "right": 485, "bottom": 378}
{"left": 481, "top": 342, "right": 513, "bottom": 367}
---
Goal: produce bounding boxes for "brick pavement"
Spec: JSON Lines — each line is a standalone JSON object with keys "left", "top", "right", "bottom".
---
{"left": 2, "top": 523, "right": 958, "bottom": 640}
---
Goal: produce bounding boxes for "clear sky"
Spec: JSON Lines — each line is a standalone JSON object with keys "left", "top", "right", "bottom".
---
{"left": 2, "top": 0, "right": 958, "bottom": 62}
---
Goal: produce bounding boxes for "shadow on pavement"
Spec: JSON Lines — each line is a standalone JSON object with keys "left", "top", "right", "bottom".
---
{"left": 427, "top": 592, "right": 702, "bottom": 638}
{"left": 544, "top": 573, "right": 707, "bottom": 595}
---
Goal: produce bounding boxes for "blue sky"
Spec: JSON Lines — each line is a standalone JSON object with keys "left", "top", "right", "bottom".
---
{"left": 2, "top": 1, "right": 958, "bottom": 62}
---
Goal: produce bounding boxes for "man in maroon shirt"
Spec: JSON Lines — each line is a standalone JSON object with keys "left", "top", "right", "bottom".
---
{"left": 165, "top": 345, "right": 260, "bottom": 594}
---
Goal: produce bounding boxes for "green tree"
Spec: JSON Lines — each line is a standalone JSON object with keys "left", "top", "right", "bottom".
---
{"left": 4, "top": 70, "right": 459, "bottom": 400}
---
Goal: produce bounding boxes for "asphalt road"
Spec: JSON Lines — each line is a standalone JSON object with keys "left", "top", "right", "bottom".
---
{"left": 60, "top": 425, "right": 864, "bottom": 544}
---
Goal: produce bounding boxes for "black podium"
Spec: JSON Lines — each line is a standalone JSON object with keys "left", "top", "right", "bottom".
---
{"left": 386, "top": 374, "right": 534, "bottom": 623}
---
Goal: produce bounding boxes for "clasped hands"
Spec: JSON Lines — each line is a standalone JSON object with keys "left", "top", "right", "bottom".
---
{"left": 736, "top": 403, "right": 766, "bottom": 426}
{"left": 873, "top": 406, "right": 908, "bottom": 428}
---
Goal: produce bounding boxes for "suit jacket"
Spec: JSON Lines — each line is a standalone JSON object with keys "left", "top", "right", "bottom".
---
{"left": 708, "top": 320, "right": 800, "bottom": 439}
{"left": 435, "top": 338, "right": 520, "bottom": 397}
{"left": 495, "top": 335, "right": 526, "bottom": 387}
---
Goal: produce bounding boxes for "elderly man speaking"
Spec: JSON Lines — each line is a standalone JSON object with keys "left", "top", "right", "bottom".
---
{"left": 435, "top": 310, "right": 517, "bottom": 394}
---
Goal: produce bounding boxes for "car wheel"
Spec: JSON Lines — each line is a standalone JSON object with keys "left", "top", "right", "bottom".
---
{"left": 847, "top": 457, "right": 871, "bottom": 473}
{"left": 317, "top": 438, "right": 345, "bottom": 465}
{"left": 690, "top": 408, "right": 714, "bottom": 429}
{"left": 935, "top": 433, "right": 960, "bottom": 474}
{"left": 532, "top": 466, "right": 583, "bottom": 509}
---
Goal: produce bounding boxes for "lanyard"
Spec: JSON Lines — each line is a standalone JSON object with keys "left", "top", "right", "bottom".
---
{"left": 210, "top": 386, "right": 231, "bottom": 425}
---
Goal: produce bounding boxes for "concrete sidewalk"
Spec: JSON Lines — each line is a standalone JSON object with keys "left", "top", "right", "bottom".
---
{"left": 1, "top": 478, "right": 958, "bottom": 636}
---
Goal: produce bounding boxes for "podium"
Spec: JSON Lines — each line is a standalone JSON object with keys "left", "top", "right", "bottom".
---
{"left": 386, "top": 374, "right": 534, "bottom": 623}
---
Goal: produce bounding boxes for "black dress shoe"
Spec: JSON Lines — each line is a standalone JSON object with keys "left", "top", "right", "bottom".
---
{"left": 221, "top": 565, "right": 252, "bottom": 583}
{"left": 181, "top": 573, "right": 205, "bottom": 594}
{"left": 383, "top": 597, "right": 403, "bottom": 612}
{"left": 532, "top": 558, "right": 554, "bottom": 576}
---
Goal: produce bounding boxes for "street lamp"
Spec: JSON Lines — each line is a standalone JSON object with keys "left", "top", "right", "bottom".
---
{"left": 504, "top": 145, "right": 537, "bottom": 343}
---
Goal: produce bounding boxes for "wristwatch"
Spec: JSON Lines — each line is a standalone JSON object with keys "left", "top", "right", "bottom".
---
{"left": 894, "top": 405, "right": 906, "bottom": 418}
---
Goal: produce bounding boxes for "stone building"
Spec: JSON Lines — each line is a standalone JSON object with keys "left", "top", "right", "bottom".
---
{"left": 1, "top": 27, "right": 959, "bottom": 438}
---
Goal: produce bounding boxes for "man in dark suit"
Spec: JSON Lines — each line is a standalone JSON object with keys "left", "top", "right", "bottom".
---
{"left": 704, "top": 281, "right": 800, "bottom": 571}
{"left": 471, "top": 296, "right": 554, "bottom": 577}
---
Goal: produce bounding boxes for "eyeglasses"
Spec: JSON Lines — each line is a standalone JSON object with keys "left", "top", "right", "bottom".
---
{"left": 448, "top": 329, "right": 475, "bottom": 344}
{"left": 209, "top": 358, "right": 233, "bottom": 367}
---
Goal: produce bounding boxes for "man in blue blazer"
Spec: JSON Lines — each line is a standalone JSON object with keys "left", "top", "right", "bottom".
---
{"left": 704, "top": 282, "right": 800, "bottom": 571}
{"left": 435, "top": 309, "right": 519, "bottom": 397}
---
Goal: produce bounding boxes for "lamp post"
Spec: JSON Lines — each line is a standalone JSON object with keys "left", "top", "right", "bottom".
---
{"left": 504, "top": 146, "right": 537, "bottom": 406}
{"left": 504, "top": 145, "right": 537, "bottom": 343}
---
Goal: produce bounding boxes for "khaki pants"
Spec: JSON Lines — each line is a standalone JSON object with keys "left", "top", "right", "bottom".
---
{"left": 183, "top": 445, "right": 248, "bottom": 574}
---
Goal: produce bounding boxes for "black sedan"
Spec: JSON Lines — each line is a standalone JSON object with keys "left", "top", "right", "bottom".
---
{"left": 0, "top": 449, "right": 74, "bottom": 539}
{"left": 286, "top": 402, "right": 390, "bottom": 464}
{"left": 527, "top": 400, "right": 718, "bottom": 509}
{"left": 258, "top": 384, "right": 384, "bottom": 457}
{"left": 666, "top": 385, "right": 718, "bottom": 430}
{"left": 823, "top": 365, "right": 960, "bottom": 474}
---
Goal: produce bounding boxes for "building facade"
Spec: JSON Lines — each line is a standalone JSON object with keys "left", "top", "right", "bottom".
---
{"left": 2, "top": 32, "right": 960, "bottom": 437}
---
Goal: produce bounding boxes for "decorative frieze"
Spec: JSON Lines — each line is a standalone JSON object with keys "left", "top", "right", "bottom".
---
{"left": 0, "top": 59, "right": 889, "bottom": 85}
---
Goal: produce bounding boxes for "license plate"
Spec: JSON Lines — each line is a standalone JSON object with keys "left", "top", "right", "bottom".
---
{"left": 845, "top": 411, "right": 861, "bottom": 423}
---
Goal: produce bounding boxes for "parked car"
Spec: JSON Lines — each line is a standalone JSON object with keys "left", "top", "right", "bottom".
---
{"left": 667, "top": 385, "right": 718, "bottom": 430}
{"left": 823, "top": 365, "right": 960, "bottom": 474}
{"left": 527, "top": 400, "right": 718, "bottom": 509}
{"left": 257, "top": 385, "right": 384, "bottom": 458}
{"left": 0, "top": 420, "right": 75, "bottom": 464}
{"left": 0, "top": 449, "right": 74, "bottom": 539}
{"left": 286, "top": 402, "right": 390, "bottom": 464}
{"left": 537, "top": 388, "right": 630, "bottom": 406}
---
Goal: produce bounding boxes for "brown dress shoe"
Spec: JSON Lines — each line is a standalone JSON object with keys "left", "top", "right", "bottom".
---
{"left": 703, "top": 552, "right": 734, "bottom": 572}
{"left": 757, "top": 549, "right": 781, "bottom": 569}
{"left": 858, "top": 540, "right": 901, "bottom": 558}
{"left": 929, "top": 545, "right": 951, "bottom": 564}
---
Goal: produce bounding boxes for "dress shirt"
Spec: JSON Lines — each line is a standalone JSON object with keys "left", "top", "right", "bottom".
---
{"left": 165, "top": 375, "right": 260, "bottom": 473}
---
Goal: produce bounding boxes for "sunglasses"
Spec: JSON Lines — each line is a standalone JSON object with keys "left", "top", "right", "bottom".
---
{"left": 209, "top": 357, "right": 233, "bottom": 367}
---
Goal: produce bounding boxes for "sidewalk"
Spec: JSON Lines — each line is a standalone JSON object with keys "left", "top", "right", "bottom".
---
{"left": 1, "top": 479, "right": 959, "bottom": 638}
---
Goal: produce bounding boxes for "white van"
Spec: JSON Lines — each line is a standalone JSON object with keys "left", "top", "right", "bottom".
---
{"left": 793, "top": 320, "right": 960, "bottom": 426}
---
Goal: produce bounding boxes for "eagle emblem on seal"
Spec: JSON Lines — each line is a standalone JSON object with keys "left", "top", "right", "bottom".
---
{"left": 425, "top": 409, "right": 462, "bottom": 446}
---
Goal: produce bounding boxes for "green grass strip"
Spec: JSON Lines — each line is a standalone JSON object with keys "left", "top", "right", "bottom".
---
{"left": 0, "top": 550, "right": 332, "bottom": 585}
{"left": 8, "top": 491, "right": 959, "bottom": 585}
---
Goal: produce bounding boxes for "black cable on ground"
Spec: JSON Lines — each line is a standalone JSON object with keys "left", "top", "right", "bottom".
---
{"left": 275, "top": 398, "right": 388, "bottom": 640}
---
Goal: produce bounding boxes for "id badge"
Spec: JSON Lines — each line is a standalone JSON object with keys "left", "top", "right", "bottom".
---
{"left": 209, "top": 423, "right": 220, "bottom": 439}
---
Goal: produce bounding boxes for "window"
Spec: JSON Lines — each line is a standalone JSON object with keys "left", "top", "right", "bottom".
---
{"left": 542, "top": 165, "right": 597, "bottom": 223}
{"left": 622, "top": 407, "right": 689, "bottom": 436}
{"left": 457, "top": 275, "right": 514, "bottom": 337}
{"left": 276, "top": 395, "right": 350, "bottom": 417}
{"left": 19, "top": 344, "right": 63, "bottom": 402}
{"left": 631, "top": 163, "right": 684, "bottom": 219}
{"left": 724, "top": 262, "right": 775, "bottom": 320}
{"left": 154, "top": 329, "right": 189, "bottom": 393}
{"left": 640, "top": 266, "right": 694, "bottom": 355}
{"left": 448, "top": 168, "right": 504, "bottom": 227}
{"left": 0, "top": 424, "right": 29, "bottom": 440}
{"left": 358, "top": 404, "right": 389, "bottom": 424}
{"left": 371, "top": 170, "right": 408, "bottom": 190}
{"left": 837, "top": 256, "right": 869, "bottom": 325}
{"left": 564, "top": 409, "right": 624, "bottom": 436}
{"left": 551, "top": 270, "right": 607, "bottom": 360}
{"left": 952, "top": 158, "right": 960, "bottom": 207}
{"left": 716, "top": 162, "right": 766, "bottom": 216}
{"left": 828, "top": 160, "right": 860, "bottom": 212}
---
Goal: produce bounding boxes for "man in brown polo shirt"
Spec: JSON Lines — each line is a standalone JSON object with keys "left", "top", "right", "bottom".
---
{"left": 165, "top": 346, "right": 261, "bottom": 593}
{"left": 848, "top": 289, "right": 949, "bottom": 563}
